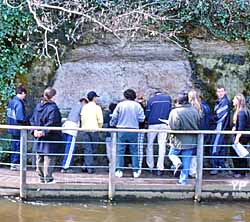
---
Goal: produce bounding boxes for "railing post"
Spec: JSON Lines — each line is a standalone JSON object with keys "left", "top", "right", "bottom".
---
{"left": 194, "top": 133, "right": 204, "bottom": 202}
{"left": 20, "top": 129, "right": 27, "bottom": 200}
{"left": 108, "top": 132, "right": 117, "bottom": 201}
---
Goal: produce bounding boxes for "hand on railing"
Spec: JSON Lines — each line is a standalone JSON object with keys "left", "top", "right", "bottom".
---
{"left": 34, "top": 130, "right": 44, "bottom": 138}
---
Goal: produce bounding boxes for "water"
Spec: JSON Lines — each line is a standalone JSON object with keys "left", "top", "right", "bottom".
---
{"left": 0, "top": 199, "right": 250, "bottom": 222}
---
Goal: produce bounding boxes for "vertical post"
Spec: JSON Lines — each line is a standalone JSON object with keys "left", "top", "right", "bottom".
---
{"left": 20, "top": 129, "right": 27, "bottom": 200}
{"left": 108, "top": 132, "right": 117, "bottom": 201}
{"left": 194, "top": 133, "right": 204, "bottom": 202}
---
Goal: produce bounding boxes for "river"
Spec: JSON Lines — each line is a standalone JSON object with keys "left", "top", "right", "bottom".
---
{"left": 0, "top": 199, "right": 249, "bottom": 222}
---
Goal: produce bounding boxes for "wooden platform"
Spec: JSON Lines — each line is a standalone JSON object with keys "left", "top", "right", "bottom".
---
{"left": 1, "top": 168, "right": 250, "bottom": 200}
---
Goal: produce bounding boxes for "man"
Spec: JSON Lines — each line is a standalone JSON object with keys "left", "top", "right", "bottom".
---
{"left": 168, "top": 93, "right": 200, "bottom": 185}
{"left": 210, "top": 85, "right": 230, "bottom": 175}
{"left": 110, "top": 89, "right": 145, "bottom": 178}
{"left": 146, "top": 91, "right": 172, "bottom": 176}
{"left": 80, "top": 91, "right": 103, "bottom": 174}
{"left": 61, "top": 97, "right": 88, "bottom": 173}
{"left": 7, "top": 85, "right": 28, "bottom": 170}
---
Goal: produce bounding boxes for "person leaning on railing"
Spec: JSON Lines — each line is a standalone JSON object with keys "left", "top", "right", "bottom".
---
{"left": 30, "top": 87, "right": 63, "bottom": 184}
{"left": 231, "top": 93, "right": 250, "bottom": 178}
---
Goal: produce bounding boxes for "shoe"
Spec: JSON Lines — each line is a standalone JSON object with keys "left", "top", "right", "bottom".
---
{"left": 10, "top": 164, "right": 20, "bottom": 171}
{"left": 61, "top": 168, "right": 74, "bottom": 173}
{"left": 174, "top": 163, "right": 182, "bottom": 176}
{"left": 45, "top": 179, "right": 56, "bottom": 184}
{"left": 115, "top": 170, "right": 123, "bottom": 178}
{"left": 82, "top": 168, "right": 95, "bottom": 174}
{"left": 156, "top": 170, "right": 164, "bottom": 176}
{"left": 133, "top": 171, "right": 140, "bottom": 178}
{"left": 87, "top": 168, "right": 95, "bottom": 174}
{"left": 210, "top": 170, "right": 218, "bottom": 175}
{"left": 176, "top": 181, "right": 187, "bottom": 185}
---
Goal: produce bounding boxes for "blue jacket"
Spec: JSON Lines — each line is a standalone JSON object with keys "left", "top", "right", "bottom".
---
{"left": 7, "top": 96, "right": 27, "bottom": 136}
{"left": 30, "top": 101, "right": 63, "bottom": 154}
{"left": 214, "top": 95, "right": 230, "bottom": 130}
{"left": 146, "top": 93, "right": 172, "bottom": 125}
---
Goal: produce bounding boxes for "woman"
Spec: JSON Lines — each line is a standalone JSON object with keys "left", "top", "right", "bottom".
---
{"left": 232, "top": 93, "right": 250, "bottom": 178}
{"left": 30, "top": 87, "right": 62, "bottom": 183}
{"left": 187, "top": 89, "right": 203, "bottom": 178}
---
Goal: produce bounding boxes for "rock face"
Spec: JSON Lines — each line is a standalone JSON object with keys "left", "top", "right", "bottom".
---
{"left": 53, "top": 42, "right": 192, "bottom": 110}
{"left": 51, "top": 39, "right": 250, "bottom": 111}
{"left": 190, "top": 39, "right": 250, "bottom": 103}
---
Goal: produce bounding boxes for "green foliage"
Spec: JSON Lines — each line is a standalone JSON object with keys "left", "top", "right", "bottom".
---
{"left": 0, "top": 3, "right": 34, "bottom": 123}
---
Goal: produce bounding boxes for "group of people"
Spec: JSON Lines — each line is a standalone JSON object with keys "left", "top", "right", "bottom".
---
{"left": 6, "top": 84, "right": 250, "bottom": 184}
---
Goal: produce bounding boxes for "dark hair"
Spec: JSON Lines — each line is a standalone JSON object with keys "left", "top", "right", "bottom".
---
{"left": 124, "top": 89, "right": 136, "bottom": 100}
{"left": 216, "top": 84, "right": 225, "bottom": 90}
{"left": 16, "top": 85, "right": 27, "bottom": 95}
{"left": 79, "top": 97, "right": 88, "bottom": 103}
{"left": 176, "top": 93, "right": 189, "bottom": 105}
{"left": 43, "top": 87, "right": 56, "bottom": 102}
{"left": 109, "top": 102, "right": 117, "bottom": 112}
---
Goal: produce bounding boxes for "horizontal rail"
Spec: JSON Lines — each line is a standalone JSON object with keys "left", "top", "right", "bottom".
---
{"left": 0, "top": 124, "right": 248, "bottom": 135}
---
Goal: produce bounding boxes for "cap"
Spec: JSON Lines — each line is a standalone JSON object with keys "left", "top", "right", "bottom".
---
{"left": 87, "top": 91, "right": 100, "bottom": 101}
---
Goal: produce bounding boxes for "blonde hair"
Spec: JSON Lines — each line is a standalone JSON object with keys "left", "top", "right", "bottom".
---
{"left": 233, "top": 93, "right": 246, "bottom": 124}
{"left": 188, "top": 89, "right": 202, "bottom": 114}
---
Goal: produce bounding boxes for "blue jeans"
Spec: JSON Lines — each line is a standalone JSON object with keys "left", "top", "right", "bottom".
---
{"left": 11, "top": 136, "right": 20, "bottom": 164}
{"left": 116, "top": 132, "right": 139, "bottom": 172}
{"left": 82, "top": 132, "right": 98, "bottom": 169}
{"left": 168, "top": 147, "right": 194, "bottom": 184}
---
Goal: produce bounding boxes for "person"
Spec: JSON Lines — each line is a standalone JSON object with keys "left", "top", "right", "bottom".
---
{"left": 210, "top": 85, "right": 230, "bottom": 175}
{"left": 168, "top": 93, "right": 200, "bottom": 185}
{"left": 135, "top": 90, "right": 147, "bottom": 175}
{"left": 110, "top": 89, "right": 145, "bottom": 178}
{"left": 145, "top": 91, "right": 172, "bottom": 176}
{"left": 103, "top": 102, "right": 117, "bottom": 163}
{"left": 7, "top": 85, "right": 28, "bottom": 170}
{"left": 80, "top": 91, "right": 103, "bottom": 174}
{"left": 188, "top": 89, "right": 211, "bottom": 178}
{"left": 30, "top": 87, "right": 63, "bottom": 184}
{"left": 231, "top": 93, "right": 250, "bottom": 178}
{"left": 61, "top": 97, "right": 88, "bottom": 173}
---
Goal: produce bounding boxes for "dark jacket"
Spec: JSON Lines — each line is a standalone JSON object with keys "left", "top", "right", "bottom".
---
{"left": 7, "top": 96, "right": 27, "bottom": 136}
{"left": 213, "top": 95, "right": 230, "bottom": 130}
{"left": 30, "top": 101, "right": 63, "bottom": 154}
{"left": 168, "top": 104, "right": 200, "bottom": 149}
{"left": 234, "top": 110, "right": 250, "bottom": 140}
{"left": 146, "top": 93, "right": 172, "bottom": 125}
{"left": 200, "top": 100, "right": 211, "bottom": 130}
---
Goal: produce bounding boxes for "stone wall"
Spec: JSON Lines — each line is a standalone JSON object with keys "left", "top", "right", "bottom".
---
{"left": 53, "top": 42, "right": 192, "bottom": 110}
{"left": 23, "top": 39, "right": 250, "bottom": 111}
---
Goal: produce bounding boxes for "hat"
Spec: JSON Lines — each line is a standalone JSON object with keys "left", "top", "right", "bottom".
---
{"left": 87, "top": 91, "right": 100, "bottom": 101}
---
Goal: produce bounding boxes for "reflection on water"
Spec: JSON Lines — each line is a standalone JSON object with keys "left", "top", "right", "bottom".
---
{"left": 0, "top": 199, "right": 250, "bottom": 222}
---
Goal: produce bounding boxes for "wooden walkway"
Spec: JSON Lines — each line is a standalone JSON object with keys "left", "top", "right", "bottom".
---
{"left": 1, "top": 167, "right": 250, "bottom": 200}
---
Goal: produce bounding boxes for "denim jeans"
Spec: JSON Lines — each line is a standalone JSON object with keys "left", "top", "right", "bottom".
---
{"left": 11, "top": 136, "right": 20, "bottom": 164}
{"left": 168, "top": 147, "right": 195, "bottom": 184}
{"left": 116, "top": 132, "right": 139, "bottom": 172}
{"left": 82, "top": 132, "right": 98, "bottom": 169}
